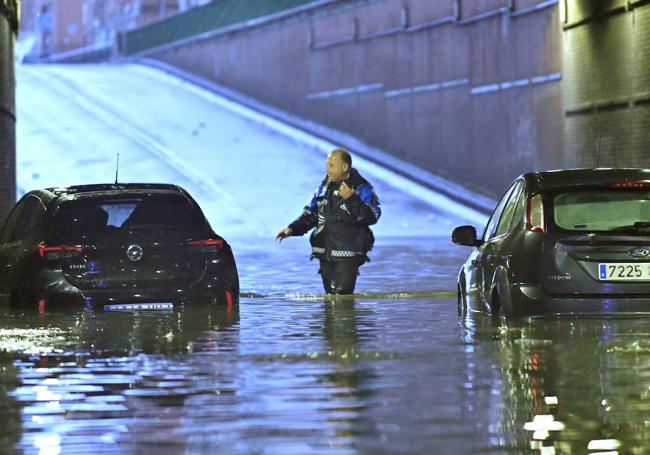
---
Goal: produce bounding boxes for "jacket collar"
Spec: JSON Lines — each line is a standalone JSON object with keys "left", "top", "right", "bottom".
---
{"left": 320, "top": 167, "right": 366, "bottom": 187}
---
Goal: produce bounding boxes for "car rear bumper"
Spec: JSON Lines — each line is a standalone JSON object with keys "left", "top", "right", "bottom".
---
{"left": 513, "top": 284, "right": 650, "bottom": 316}
{"left": 29, "top": 268, "right": 236, "bottom": 308}
{"left": 41, "top": 285, "right": 230, "bottom": 307}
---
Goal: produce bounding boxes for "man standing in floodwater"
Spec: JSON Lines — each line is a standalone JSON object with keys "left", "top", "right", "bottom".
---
{"left": 276, "top": 148, "right": 381, "bottom": 295}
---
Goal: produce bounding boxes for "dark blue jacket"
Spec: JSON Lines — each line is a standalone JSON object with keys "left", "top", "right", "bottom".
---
{"left": 289, "top": 168, "right": 381, "bottom": 262}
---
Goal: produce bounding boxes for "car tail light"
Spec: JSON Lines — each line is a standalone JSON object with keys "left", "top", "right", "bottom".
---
{"left": 38, "top": 243, "right": 83, "bottom": 259}
{"left": 187, "top": 238, "right": 224, "bottom": 252}
{"left": 611, "top": 182, "right": 649, "bottom": 189}
{"left": 527, "top": 194, "right": 545, "bottom": 233}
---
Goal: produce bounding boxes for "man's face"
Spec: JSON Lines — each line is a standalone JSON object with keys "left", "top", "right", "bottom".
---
{"left": 326, "top": 153, "right": 349, "bottom": 182}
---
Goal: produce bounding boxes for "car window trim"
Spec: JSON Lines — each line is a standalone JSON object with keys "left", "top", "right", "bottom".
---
{"left": 482, "top": 183, "right": 517, "bottom": 241}
{"left": 546, "top": 185, "right": 650, "bottom": 234}
{"left": 494, "top": 181, "right": 525, "bottom": 238}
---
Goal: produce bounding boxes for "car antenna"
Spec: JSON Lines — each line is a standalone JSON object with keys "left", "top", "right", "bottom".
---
{"left": 596, "top": 135, "right": 602, "bottom": 168}
{"left": 114, "top": 152, "right": 120, "bottom": 185}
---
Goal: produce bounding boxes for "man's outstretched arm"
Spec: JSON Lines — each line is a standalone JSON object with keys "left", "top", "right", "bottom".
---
{"left": 276, "top": 187, "right": 320, "bottom": 241}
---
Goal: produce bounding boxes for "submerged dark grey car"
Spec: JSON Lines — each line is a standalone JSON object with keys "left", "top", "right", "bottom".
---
{"left": 0, "top": 184, "right": 239, "bottom": 310}
{"left": 453, "top": 168, "right": 650, "bottom": 317}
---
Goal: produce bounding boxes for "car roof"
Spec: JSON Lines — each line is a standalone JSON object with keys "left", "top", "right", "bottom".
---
{"left": 28, "top": 183, "right": 193, "bottom": 206}
{"left": 44, "top": 183, "right": 184, "bottom": 195}
{"left": 522, "top": 168, "right": 650, "bottom": 192}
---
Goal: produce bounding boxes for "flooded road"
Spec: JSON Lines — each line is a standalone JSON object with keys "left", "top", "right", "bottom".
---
{"left": 11, "top": 63, "right": 646, "bottom": 454}
{"left": 0, "top": 236, "right": 648, "bottom": 454}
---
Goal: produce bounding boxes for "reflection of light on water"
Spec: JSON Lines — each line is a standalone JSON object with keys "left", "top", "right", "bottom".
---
{"left": 0, "top": 328, "right": 69, "bottom": 354}
{"left": 544, "top": 396, "right": 558, "bottom": 406}
{"left": 287, "top": 290, "right": 456, "bottom": 300}
{"left": 533, "top": 429, "right": 550, "bottom": 440}
{"left": 34, "top": 432, "right": 61, "bottom": 455}
{"left": 587, "top": 439, "right": 621, "bottom": 451}
{"left": 33, "top": 385, "right": 62, "bottom": 402}
{"left": 606, "top": 340, "right": 650, "bottom": 353}
{"left": 524, "top": 413, "right": 565, "bottom": 454}
{"left": 523, "top": 414, "right": 566, "bottom": 431}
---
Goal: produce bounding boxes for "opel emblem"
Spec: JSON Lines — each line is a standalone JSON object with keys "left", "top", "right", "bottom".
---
{"left": 126, "top": 244, "right": 144, "bottom": 262}
{"left": 628, "top": 247, "right": 650, "bottom": 258}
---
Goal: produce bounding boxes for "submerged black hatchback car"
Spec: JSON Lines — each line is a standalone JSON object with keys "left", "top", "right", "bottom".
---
{"left": 453, "top": 169, "right": 650, "bottom": 317}
{"left": 0, "top": 184, "right": 239, "bottom": 309}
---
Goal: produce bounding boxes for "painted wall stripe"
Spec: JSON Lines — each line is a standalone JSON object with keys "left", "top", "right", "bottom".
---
{"left": 385, "top": 79, "right": 469, "bottom": 98}
{"left": 307, "top": 83, "right": 384, "bottom": 100}
{"left": 472, "top": 72, "right": 561, "bottom": 95}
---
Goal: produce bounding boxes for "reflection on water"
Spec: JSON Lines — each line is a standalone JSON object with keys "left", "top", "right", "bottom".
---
{"left": 461, "top": 312, "right": 650, "bottom": 454}
{"left": 2, "top": 237, "right": 650, "bottom": 453}
{"left": 0, "top": 305, "right": 240, "bottom": 454}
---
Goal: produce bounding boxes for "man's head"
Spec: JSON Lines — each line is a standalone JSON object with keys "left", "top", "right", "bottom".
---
{"left": 326, "top": 148, "right": 352, "bottom": 182}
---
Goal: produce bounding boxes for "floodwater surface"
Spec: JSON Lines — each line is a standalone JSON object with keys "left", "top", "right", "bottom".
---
{"left": 1, "top": 237, "right": 649, "bottom": 454}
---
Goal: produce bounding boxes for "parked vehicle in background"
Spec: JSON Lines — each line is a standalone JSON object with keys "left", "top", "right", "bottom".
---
{"left": 0, "top": 183, "right": 239, "bottom": 309}
{"left": 453, "top": 169, "right": 650, "bottom": 317}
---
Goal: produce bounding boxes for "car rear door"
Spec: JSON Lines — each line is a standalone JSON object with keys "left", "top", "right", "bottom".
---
{"left": 473, "top": 188, "right": 512, "bottom": 307}
{"left": 479, "top": 181, "right": 525, "bottom": 305}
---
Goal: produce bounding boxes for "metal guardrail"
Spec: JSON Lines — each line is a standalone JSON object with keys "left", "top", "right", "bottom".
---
{"left": 0, "top": 0, "right": 19, "bottom": 34}
{"left": 122, "top": 0, "right": 315, "bottom": 55}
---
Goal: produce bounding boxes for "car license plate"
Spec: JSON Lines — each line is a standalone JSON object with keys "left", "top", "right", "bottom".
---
{"left": 599, "top": 263, "right": 650, "bottom": 281}
{"left": 104, "top": 302, "right": 174, "bottom": 311}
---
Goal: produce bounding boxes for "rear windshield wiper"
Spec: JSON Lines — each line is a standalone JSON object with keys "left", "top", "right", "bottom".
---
{"left": 607, "top": 222, "right": 650, "bottom": 234}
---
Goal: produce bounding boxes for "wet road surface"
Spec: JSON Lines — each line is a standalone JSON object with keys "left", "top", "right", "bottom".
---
{"left": 1, "top": 237, "right": 650, "bottom": 454}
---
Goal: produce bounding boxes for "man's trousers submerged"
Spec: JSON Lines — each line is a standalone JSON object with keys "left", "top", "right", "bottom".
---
{"left": 319, "top": 260, "right": 362, "bottom": 295}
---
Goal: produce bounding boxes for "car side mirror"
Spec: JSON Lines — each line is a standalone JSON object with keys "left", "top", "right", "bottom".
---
{"left": 452, "top": 225, "right": 482, "bottom": 247}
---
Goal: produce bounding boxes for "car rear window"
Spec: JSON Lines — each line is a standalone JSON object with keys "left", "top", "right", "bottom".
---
{"left": 553, "top": 190, "right": 650, "bottom": 231}
{"left": 49, "top": 194, "right": 208, "bottom": 242}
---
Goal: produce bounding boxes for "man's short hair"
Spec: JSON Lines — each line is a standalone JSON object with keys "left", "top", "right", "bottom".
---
{"left": 332, "top": 148, "right": 352, "bottom": 167}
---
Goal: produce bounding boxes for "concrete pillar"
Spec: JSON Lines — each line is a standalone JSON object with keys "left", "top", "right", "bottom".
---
{"left": 562, "top": 0, "right": 650, "bottom": 168}
{"left": 0, "top": 0, "right": 18, "bottom": 225}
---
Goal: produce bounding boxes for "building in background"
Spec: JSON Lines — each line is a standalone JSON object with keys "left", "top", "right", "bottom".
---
{"left": 19, "top": 0, "right": 211, "bottom": 57}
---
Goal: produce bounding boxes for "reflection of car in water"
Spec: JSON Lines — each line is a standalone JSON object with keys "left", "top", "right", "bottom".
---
{"left": 0, "top": 184, "right": 239, "bottom": 308}
{"left": 459, "top": 313, "right": 650, "bottom": 453}
{"left": 453, "top": 169, "right": 650, "bottom": 317}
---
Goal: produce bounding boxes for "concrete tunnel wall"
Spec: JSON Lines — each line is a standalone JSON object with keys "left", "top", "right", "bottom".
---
{"left": 138, "top": 0, "right": 561, "bottom": 199}
{"left": 136, "top": 0, "right": 650, "bottom": 200}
